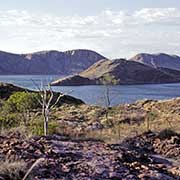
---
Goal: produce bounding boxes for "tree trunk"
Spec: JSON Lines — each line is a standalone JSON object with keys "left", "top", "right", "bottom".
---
{"left": 44, "top": 118, "right": 48, "bottom": 136}
{"left": 147, "top": 116, "right": 151, "bottom": 132}
{"left": 44, "top": 109, "right": 49, "bottom": 136}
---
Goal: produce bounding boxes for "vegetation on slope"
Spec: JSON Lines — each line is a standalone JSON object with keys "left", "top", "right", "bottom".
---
{"left": 0, "top": 83, "right": 179, "bottom": 179}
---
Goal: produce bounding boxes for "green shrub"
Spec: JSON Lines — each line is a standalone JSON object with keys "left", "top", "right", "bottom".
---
{"left": 29, "top": 117, "right": 59, "bottom": 136}
{"left": 0, "top": 113, "right": 21, "bottom": 130}
{"left": 4, "top": 92, "right": 39, "bottom": 113}
{"left": 48, "top": 121, "right": 60, "bottom": 134}
{"left": 158, "top": 128, "right": 177, "bottom": 140}
{"left": 1, "top": 92, "right": 40, "bottom": 127}
{"left": 29, "top": 117, "right": 44, "bottom": 136}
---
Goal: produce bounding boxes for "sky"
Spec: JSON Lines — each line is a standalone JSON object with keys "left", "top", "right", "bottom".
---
{"left": 0, "top": 0, "right": 180, "bottom": 58}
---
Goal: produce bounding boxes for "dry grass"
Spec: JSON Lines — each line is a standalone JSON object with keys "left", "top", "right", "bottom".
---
{"left": 51, "top": 98, "right": 180, "bottom": 143}
{"left": 0, "top": 126, "right": 32, "bottom": 140}
{"left": 1, "top": 97, "right": 179, "bottom": 143}
{"left": 23, "top": 158, "right": 44, "bottom": 180}
{"left": 0, "top": 159, "right": 27, "bottom": 180}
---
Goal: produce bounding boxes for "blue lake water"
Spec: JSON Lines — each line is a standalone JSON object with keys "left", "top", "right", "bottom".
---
{"left": 0, "top": 75, "right": 180, "bottom": 106}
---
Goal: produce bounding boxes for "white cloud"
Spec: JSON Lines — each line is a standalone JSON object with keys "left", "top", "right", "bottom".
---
{"left": 0, "top": 8, "right": 179, "bottom": 58}
{"left": 134, "top": 8, "right": 180, "bottom": 24}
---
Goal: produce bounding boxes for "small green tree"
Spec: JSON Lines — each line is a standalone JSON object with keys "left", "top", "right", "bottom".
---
{"left": 3, "top": 92, "right": 39, "bottom": 126}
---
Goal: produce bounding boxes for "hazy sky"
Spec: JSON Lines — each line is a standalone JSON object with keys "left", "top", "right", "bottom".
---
{"left": 0, "top": 0, "right": 180, "bottom": 58}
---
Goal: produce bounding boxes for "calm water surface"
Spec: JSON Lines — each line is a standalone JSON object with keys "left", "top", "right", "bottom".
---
{"left": 0, "top": 75, "right": 180, "bottom": 106}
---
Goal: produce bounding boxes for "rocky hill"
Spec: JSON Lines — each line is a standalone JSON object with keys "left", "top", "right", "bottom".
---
{"left": 51, "top": 59, "right": 180, "bottom": 86}
{"left": 0, "top": 82, "right": 84, "bottom": 105}
{"left": 0, "top": 49, "right": 106, "bottom": 75}
{"left": 0, "top": 82, "right": 28, "bottom": 99}
{"left": 129, "top": 53, "right": 180, "bottom": 71}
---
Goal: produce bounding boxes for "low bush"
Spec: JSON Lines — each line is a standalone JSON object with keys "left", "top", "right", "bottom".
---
{"left": 29, "top": 117, "right": 59, "bottom": 136}
{"left": 158, "top": 128, "right": 177, "bottom": 140}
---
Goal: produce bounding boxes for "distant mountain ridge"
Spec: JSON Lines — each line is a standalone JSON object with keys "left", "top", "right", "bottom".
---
{"left": 129, "top": 53, "right": 180, "bottom": 71}
{"left": 0, "top": 49, "right": 106, "bottom": 75}
{"left": 1, "top": 49, "right": 180, "bottom": 81}
{"left": 51, "top": 58, "right": 180, "bottom": 86}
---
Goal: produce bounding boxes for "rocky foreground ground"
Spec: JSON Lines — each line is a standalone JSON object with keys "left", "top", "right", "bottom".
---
{"left": 0, "top": 130, "right": 179, "bottom": 180}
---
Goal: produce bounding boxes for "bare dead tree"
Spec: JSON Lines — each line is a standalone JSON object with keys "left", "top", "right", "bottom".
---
{"left": 32, "top": 80, "right": 71, "bottom": 136}
{"left": 100, "top": 76, "right": 122, "bottom": 139}
{"left": 103, "top": 85, "right": 112, "bottom": 126}
{"left": 103, "top": 84, "right": 121, "bottom": 127}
